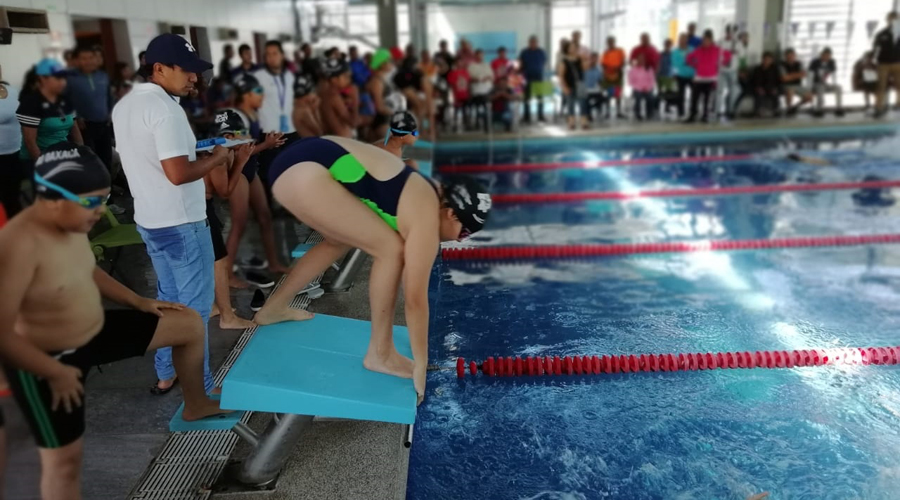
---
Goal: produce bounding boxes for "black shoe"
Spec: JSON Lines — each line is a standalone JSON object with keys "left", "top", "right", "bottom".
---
{"left": 250, "top": 289, "right": 266, "bottom": 312}
{"left": 237, "top": 256, "right": 268, "bottom": 270}
{"left": 245, "top": 271, "right": 275, "bottom": 288}
{"left": 835, "top": 109, "right": 845, "bottom": 117}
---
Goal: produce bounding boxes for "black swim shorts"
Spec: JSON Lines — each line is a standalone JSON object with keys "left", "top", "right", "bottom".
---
{"left": 4, "top": 309, "right": 159, "bottom": 448}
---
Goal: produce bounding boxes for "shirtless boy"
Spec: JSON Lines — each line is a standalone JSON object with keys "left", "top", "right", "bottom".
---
{"left": 319, "top": 59, "right": 356, "bottom": 137}
{"left": 292, "top": 74, "right": 324, "bottom": 137}
{"left": 0, "top": 143, "right": 227, "bottom": 500}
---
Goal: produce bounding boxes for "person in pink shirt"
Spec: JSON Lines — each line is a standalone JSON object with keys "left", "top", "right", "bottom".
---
{"left": 491, "top": 46, "right": 511, "bottom": 81}
{"left": 628, "top": 53, "right": 657, "bottom": 120}
{"left": 630, "top": 33, "right": 660, "bottom": 72}
{"left": 685, "top": 29, "right": 731, "bottom": 122}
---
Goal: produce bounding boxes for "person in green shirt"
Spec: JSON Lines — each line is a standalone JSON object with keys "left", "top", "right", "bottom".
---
{"left": 16, "top": 59, "right": 83, "bottom": 164}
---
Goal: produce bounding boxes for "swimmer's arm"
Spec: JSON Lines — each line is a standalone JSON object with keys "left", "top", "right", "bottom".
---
{"left": 402, "top": 210, "right": 440, "bottom": 371}
{"left": 0, "top": 233, "right": 67, "bottom": 379}
{"left": 207, "top": 163, "right": 230, "bottom": 199}
{"left": 92, "top": 266, "right": 143, "bottom": 309}
{"left": 323, "top": 97, "right": 352, "bottom": 136}
{"left": 21, "top": 127, "right": 41, "bottom": 160}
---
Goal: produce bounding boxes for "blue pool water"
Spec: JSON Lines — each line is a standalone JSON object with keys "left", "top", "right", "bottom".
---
{"left": 408, "top": 129, "right": 900, "bottom": 500}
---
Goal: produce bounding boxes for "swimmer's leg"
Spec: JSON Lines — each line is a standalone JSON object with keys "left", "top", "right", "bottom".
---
{"left": 145, "top": 308, "right": 230, "bottom": 420}
{"left": 226, "top": 177, "right": 251, "bottom": 289}
{"left": 249, "top": 176, "right": 289, "bottom": 275}
{"left": 260, "top": 163, "right": 412, "bottom": 377}
{"left": 38, "top": 440, "right": 84, "bottom": 500}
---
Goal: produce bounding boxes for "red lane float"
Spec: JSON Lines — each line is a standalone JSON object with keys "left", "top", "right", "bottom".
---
{"left": 441, "top": 234, "right": 900, "bottom": 261}
{"left": 455, "top": 346, "right": 900, "bottom": 379}
{"left": 493, "top": 179, "right": 900, "bottom": 205}
{"left": 440, "top": 154, "right": 754, "bottom": 174}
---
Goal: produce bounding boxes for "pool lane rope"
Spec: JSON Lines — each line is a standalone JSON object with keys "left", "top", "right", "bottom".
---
{"left": 440, "top": 154, "right": 754, "bottom": 174}
{"left": 455, "top": 347, "right": 900, "bottom": 379}
{"left": 492, "top": 179, "right": 900, "bottom": 205}
{"left": 441, "top": 234, "right": 900, "bottom": 261}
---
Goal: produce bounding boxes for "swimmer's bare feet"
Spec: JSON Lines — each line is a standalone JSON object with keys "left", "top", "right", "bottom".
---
{"left": 363, "top": 348, "right": 415, "bottom": 379}
{"left": 268, "top": 263, "right": 291, "bottom": 275}
{"left": 219, "top": 314, "right": 255, "bottom": 330}
{"left": 181, "top": 396, "right": 233, "bottom": 421}
{"left": 229, "top": 274, "right": 250, "bottom": 289}
{"left": 253, "top": 306, "right": 315, "bottom": 325}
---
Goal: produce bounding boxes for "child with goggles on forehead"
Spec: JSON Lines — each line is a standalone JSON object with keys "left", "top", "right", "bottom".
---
{"left": 205, "top": 109, "right": 256, "bottom": 329}
{"left": 0, "top": 143, "right": 229, "bottom": 500}
{"left": 376, "top": 110, "right": 420, "bottom": 170}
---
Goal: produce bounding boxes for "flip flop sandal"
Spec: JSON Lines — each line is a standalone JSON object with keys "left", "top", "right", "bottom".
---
{"left": 150, "top": 378, "right": 179, "bottom": 395}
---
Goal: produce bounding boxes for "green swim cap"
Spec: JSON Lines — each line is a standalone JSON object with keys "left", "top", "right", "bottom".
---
{"left": 371, "top": 48, "right": 391, "bottom": 70}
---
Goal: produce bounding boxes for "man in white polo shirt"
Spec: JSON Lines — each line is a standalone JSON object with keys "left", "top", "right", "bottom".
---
{"left": 113, "top": 34, "right": 230, "bottom": 395}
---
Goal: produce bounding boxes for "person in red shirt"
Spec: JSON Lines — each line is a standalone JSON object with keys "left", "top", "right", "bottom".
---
{"left": 491, "top": 46, "right": 511, "bottom": 81}
{"left": 447, "top": 59, "right": 472, "bottom": 129}
{"left": 630, "top": 33, "right": 660, "bottom": 72}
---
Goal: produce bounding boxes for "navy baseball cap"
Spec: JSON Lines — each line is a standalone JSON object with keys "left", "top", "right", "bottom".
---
{"left": 145, "top": 34, "right": 213, "bottom": 74}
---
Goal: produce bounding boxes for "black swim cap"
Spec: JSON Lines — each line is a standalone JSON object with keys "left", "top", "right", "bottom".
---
{"left": 213, "top": 108, "right": 249, "bottom": 136}
{"left": 390, "top": 110, "right": 418, "bottom": 135}
{"left": 322, "top": 58, "right": 349, "bottom": 78}
{"left": 294, "top": 74, "right": 315, "bottom": 98}
{"left": 34, "top": 142, "right": 110, "bottom": 198}
{"left": 232, "top": 73, "right": 261, "bottom": 95}
{"left": 442, "top": 176, "right": 491, "bottom": 237}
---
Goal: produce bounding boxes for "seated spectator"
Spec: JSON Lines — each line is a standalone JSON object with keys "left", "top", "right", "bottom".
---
{"left": 602, "top": 36, "right": 627, "bottom": 118}
{"left": 781, "top": 48, "right": 813, "bottom": 114}
{"left": 752, "top": 51, "right": 782, "bottom": 116}
{"left": 628, "top": 53, "right": 657, "bottom": 120}
{"left": 853, "top": 51, "right": 878, "bottom": 110}
{"left": 685, "top": 29, "right": 729, "bottom": 123}
{"left": 319, "top": 59, "right": 355, "bottom": 137}
{"left": 468, "top": 49, "right": 495, "bottom": 126}
{"left": 559, "top": 40, "right": 587, "bottom": 129}
{"left": 292, "top": 74, "right": 324, "bottom": 137}
{"left": 447, "top": 59, "right": 472, "bottom": 128}
{"left": 584, "top": 52, "right": 607, "bottom": 120}
{"left": 492, "top": 46, "right": 511, "bottom": 81}
{"left": 809, "top": 47, "right": 844, "bottom": 117}
{"left": 491, "top": 75, "right": 517, "bottom": 131}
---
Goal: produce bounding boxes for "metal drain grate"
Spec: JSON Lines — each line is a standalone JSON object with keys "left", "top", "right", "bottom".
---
{"left": 128, "top": 230, "right": 323, "bottom": 500}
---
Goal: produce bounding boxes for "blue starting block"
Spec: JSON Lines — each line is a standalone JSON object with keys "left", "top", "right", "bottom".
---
{"left": 167, "top": 314, "right": 417, "bottom": 487}
{"left": 168, "top": 395, "right": 244, "bottom": 432}
{"left": 221, "top": 315, "right": 416, "bottom": 424}
{"left": 291, "top": 243, "right": 316, "bottom": 258}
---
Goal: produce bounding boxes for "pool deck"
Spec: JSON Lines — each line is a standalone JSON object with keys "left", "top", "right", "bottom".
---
{"left": 3, "top": 114, "right": 897, "bottom": 500}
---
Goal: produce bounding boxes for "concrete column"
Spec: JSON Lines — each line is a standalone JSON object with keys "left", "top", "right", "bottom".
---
{"left": 377, "top": 0, "right": 398, "bottom": 49}
{"left": 542, "top": 0, "right": 553, "bottom": 59}
{"left": 408, "top": 0, "right": 428, "bottom": 51}
{"left": 735, "top": 0, "right": 783, "bottom": 58}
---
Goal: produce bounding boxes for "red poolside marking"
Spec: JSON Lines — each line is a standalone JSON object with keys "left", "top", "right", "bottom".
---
{"left": 455, "top": 346, "right": 900, "bottom": 379}
{"left": 441, "top": 234, "right": 900, "bottom": 261}
{"left": 493, "top": 180, "right": 900, "bottom": 204}
{"left": 441, "top": 154, "right": 753, "bottom": 174}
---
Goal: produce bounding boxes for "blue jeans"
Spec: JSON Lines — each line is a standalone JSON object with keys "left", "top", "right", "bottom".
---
{"left": 137, "top": 220, "right": 215, "bottom": 392}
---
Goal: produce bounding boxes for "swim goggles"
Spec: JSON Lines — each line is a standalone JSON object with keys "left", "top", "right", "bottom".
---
{"left": 34, "top": 173, "right": 108, "bottom": 209}
{"left": 383, "top": 127, "right": 419, "bottom": 145}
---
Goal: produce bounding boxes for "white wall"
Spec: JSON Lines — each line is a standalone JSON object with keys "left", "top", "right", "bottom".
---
{"left": 426, "top": 3, "right": 547, "bottom": 55}
{"left": 0, "top": 0, "right": 295, "bottom": 88}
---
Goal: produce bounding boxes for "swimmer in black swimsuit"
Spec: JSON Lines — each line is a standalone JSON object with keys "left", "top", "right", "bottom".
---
{"left": 227, "top": 74, "right": 291, "bottom": 285}
{"left": 206, "top": 109, "right": 256, "bottom": 329}
{"left": 255, "top": 136, "right": 492, "bottom": 404}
